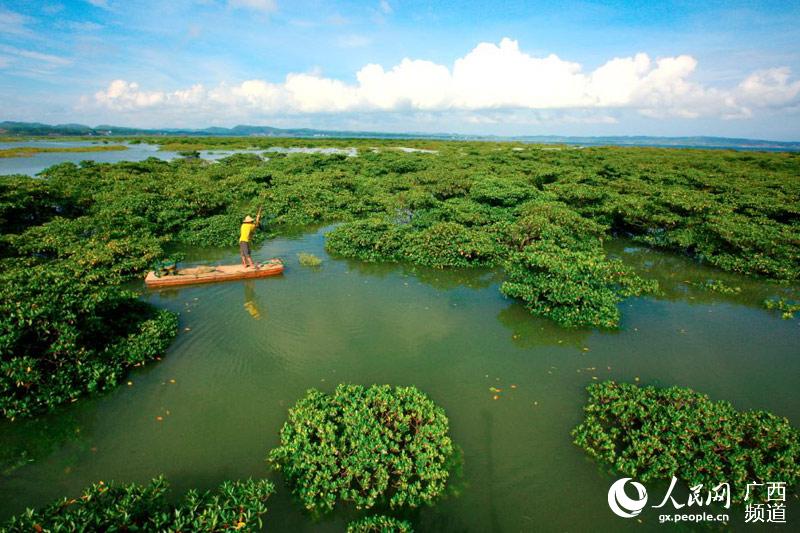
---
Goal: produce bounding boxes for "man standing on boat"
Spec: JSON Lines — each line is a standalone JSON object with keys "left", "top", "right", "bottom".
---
{"left": 239, "top": 213, "right": 260, "bottom": 269}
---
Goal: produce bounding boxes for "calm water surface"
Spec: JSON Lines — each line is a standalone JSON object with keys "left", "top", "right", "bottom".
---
{"left": 0, "top": 141, "right": 364, "bottom": 176}
{"left": 0, "top": 224, "right": 797, "bottom": 531}
{"left": 0, "top": 141, "right": 181, "bottom": 175}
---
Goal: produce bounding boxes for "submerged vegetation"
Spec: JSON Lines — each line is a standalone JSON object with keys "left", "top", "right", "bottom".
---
{"left": 3, "top": 476, "right": 274, "bottom": 532}
{"left": 573, "top": 381, "right": 800, "bottom": 501}
{"left": 0, "top": 139, "right": 798, "bottom": 418}
{"left": 0, "top": 145, "right": 128, "bottom": 158}
{"left": 347, "top": 515, "right": 414, "bottom": 533}
{"left": 297, "top": 251, "right": 322, "bottom": 267}
{"left": 763, "top": 297, "right": 800, "bottom": 319}
{"left": 269, "top": 384, "right": 454, "bottom": 515}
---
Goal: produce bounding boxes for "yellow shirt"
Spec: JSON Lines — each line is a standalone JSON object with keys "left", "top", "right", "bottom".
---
{"left": 239, "top": 222, "right": 256, "bottom": 242}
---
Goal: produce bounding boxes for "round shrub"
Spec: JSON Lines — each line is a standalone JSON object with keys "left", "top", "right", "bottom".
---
{"left": 269, "top": 384, "right": 454, "bottom": 514}
{"left": 297, "top": 252, "right": 323, "bottom": 267}
{"left": 347, "top": 515, "right": 414, "bottom": 533}
{"left": 573, "top": 381, "right": 800, "bottom": 501}
{"left": 404, "top": 221, "right": 500, "bottom": 268}
{"left": 501, "top": 241, "right": 657, "bottom": 329}
{"left": 469, "top": 176, "right": 535, "bottom": 206}
{"left": 3, "top": 476, "right": 274, "bottom": 532}
{"left": 325, "top": 219, "right": 407, "bottom": 262}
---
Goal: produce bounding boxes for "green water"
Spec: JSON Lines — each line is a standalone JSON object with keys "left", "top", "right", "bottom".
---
{"left": 0, "top": 226, "right": 798, "bottom": 531}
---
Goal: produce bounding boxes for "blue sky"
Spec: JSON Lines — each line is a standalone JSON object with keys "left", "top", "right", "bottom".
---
{"left": 1, "top": 0, "right": 799, "bottom": 139}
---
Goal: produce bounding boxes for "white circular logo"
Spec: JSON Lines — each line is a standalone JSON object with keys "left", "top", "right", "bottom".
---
{"left": 608, "top": 478, "right": 648, "bottom": 518}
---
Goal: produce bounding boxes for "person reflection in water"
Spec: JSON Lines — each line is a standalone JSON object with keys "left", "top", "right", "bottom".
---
{"left": 243, "top": 280, "right": 263, "bottom": 320}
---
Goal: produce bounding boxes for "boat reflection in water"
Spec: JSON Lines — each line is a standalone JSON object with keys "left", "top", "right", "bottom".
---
{"left": 243, "top": 280, "right": 263, "bottom": 320}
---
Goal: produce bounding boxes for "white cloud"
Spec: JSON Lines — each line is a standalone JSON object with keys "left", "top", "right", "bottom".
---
{"left": 0, "top": 7, "right": 34, "bottom": 37}
{"left": 94, "top": 80, "right": 164, "bottom": 109}
{"left": 228, "top": 0, "right": 277, "bottom": 13}
{"left": 0, "top": 45, "right": 71, "bottom": 69}
{"left": 357, "top": 59, "right": 452, "bottom": 109}
{"left": 737, "top": 68, "right": 800, "bottom": 110}
{"left": 379, "top": 1, "right": 392, "bottom": 14}
{"left": 90, "top": 38, "right": 798, "bottom": 122}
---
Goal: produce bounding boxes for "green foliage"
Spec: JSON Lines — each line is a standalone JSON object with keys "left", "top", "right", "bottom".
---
{"left": 0, "top": 175, "right": 80, "bottom": 235}
{"left": 547, "top": 150, "right": 800, "bottom": 280}
{"left": 0, "top": 262, "right": 178, "bottom": 419}
{"left": 763, "top": 297, "right": 800, "bottom": 319}
{"left": 404, "top": 221, "right": 501, "bottom": 268}
{"left": 2, "top": 142, "right": 798, "bottom": 419}
{"left": 297, "top": 252, "right": 322, "bottom": 267}
{"left": 3, "top": 476, "right": 274, "bottom": 532}
{"left": 692, "top": 279, "right": 742, "bottom": 294}
{"left": 0, "top": 145, "right": 127, "bottom": 158}
{"left": 0, "top": 156, "right": 271, "bottom": 417}
{"left": 269, "top": 384, "right": 454, "bottom": 514}
{"left": 469, "top": 176, "right": 536, "bottom": 206}
{"left": 347, "top": 515, "right": 414, "bottom": 533}
{"left": 499, "top": 201, "right": 657, "bottom": 328}
{"left": 178, "top": 213, "right": 265, "bottom": 247}
{"left": 572, "top": 381, "right": 800, "bottom": 501}
{"left": 501, "top": 241, "right": 657, "bottom": 329}
{"left": 327, "top": 219, "right": 501, "bottom": 269}
{"left": 326, "top": 219, "right": 407, "bottom": 263}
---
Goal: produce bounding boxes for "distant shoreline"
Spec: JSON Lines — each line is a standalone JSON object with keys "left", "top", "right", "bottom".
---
{"left": 0, "top": 145, "right": 128, "bottom": 158}
{"left": 1, "top": 121, "right": 799, "bottom": 152}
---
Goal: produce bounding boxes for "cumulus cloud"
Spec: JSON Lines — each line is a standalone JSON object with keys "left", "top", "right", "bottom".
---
{"left": 94, "top": 80, "right": 164, "bottom": 109}
{"left": 738, "top": 68, "right": 800, "bottom": 111}
{"left": 90, "top": 38, "right": 797, "bottom": 121}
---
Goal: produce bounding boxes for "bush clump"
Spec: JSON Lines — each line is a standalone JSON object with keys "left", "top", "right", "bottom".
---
{"left": 501, "top": 242, "right": 657, "bottom": 329}
{"left": 3, "top": 476, "right": 274, "bottom": 532}
{"left": 500, "top": 202, "right": 657, "bottom": 328}
{"left": 269, "top": 384, "right": 454, "bottom": 514}
{"left": 469, "top": 176, "right": 535, "bottom": 206}
{"left": 0, "top": 265, "right": 178, "bottom": 419}
{"left": 177, "top": 212, "right": 264, "bottom": 248}
{"left": 326, "top": 219, "right": 407, "bottom": 262}
{"left": 347, "top": 515, "right": 414, "bottom": 533}
{"left": 327, "top": 219, "right": 501, "bottom": 269}
{"left": 404, "top": 221, "right": 501, "bottom": 268}
{"left": 297, "top": 252, "right": 323, "bottom": 267}
{"left": 572, "top": 381, "right": 800, "bottom": 501}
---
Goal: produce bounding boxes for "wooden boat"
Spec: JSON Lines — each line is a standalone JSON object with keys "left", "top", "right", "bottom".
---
{"left": 145, "top": 259, "right": 284, "bottom": 288}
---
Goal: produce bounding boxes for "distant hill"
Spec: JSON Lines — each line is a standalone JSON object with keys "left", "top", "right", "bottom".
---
{"left": 0, "top": 121, "right": 420, "bottom": 139}
{"left": 1, "top": 121, "right": 798, "bottom": 151}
